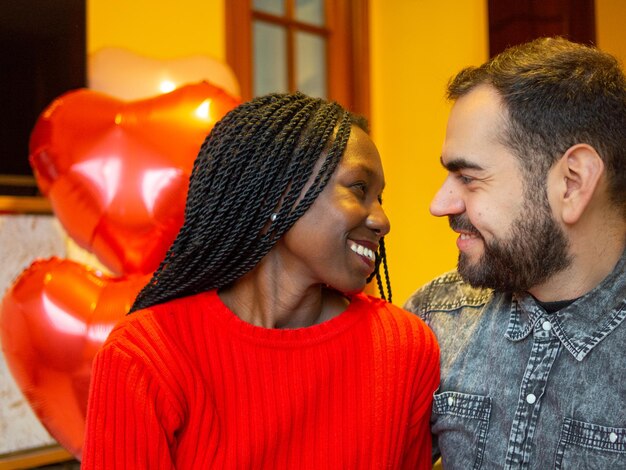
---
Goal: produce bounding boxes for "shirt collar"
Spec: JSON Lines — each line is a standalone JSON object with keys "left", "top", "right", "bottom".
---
{"left": 505, "top": 248, "right": 626, "bottom": 361}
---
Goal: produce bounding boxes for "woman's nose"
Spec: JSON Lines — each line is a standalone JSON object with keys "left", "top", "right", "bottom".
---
{"left": 367, "top": 201, "right": 391, "bottom": 238}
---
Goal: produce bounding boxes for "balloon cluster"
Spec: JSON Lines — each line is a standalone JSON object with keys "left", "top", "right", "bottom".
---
{"left": 0, "top": 80, "right": 240, "bottom": 458}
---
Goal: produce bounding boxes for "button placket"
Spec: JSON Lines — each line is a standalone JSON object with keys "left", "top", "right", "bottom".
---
{"left": 504, "top": 328, "right": 561, "bottom": 469}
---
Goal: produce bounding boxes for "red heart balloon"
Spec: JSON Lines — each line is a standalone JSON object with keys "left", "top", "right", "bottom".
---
{"left": 0, "top": 258, "right": 150, "bottom": 459}
{"left": 29, "top": 82, "right": 240, "bottom": 275}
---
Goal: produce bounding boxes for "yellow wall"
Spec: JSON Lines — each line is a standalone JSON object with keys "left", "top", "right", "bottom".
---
{"left": 370, "top": 0, "right": 488, "bottom": 304}
{"left": 87, "top": 0, "right": 625, "bottom": 306}
{"left": 87, "top": 0, "right": 225, "bottom": 59}
{"left": 596, "top": 0, "right": 626, "bottom": 64}
{"left": 86, "top": 0, "right": 488, "bottom": 306}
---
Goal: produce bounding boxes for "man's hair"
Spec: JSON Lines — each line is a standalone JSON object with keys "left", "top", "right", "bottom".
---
{"left": 447, "top": 37, "right": 626, "bottom": 210}
{"left": 130, "top": 92, "right": 390, "bottom": 312}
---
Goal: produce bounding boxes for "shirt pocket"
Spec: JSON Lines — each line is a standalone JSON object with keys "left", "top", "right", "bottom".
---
{"left": 555, "top": 418, "right": 626, "bottom": 469}
{"left": 432, "top": 390, "right": 491, "bottom": 470}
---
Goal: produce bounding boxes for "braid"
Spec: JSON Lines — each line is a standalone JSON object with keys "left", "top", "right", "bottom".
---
{"left": 130, "top": 92, "right": 391, "bottom": 313}
{"left": 367, "top": 237, "right": 392, "bottom": 302}
{"left": 378, "top": 239, "right": 392, "bottom": 303}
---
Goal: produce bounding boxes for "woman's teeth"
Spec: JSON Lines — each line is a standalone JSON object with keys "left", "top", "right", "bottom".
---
{"left": 350, "top": 242, "right": 376, "bottom": 261}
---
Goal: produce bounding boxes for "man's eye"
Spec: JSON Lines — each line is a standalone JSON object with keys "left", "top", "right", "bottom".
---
{"left": 457, "top": 174, "right": 475, "bottom": 184}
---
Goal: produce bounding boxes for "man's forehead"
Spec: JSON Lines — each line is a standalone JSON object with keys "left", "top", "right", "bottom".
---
{"left": 447, "top": 85, "right": 507, "bottom": 130}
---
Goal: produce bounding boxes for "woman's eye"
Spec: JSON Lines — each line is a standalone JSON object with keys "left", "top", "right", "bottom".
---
{"left": 352, "top": 182, "right": 367, "bottom": 195}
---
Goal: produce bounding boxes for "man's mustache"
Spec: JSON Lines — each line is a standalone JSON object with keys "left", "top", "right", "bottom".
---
{"left": 449, "top": 215, "right": 481, "bottom": 236}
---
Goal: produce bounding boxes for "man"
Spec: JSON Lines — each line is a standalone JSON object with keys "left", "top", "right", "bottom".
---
{"left": 405, "top": 37, "right": 626, "bottom": 469}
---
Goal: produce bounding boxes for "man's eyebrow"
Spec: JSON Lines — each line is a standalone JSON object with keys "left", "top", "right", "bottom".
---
{"left": 439, "top": 156, "right": 485, "bottom": 172}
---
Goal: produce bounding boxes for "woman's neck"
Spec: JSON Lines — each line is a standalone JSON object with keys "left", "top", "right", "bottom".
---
{"left": 218, "top": 274, "right": 349, "bottom": 329}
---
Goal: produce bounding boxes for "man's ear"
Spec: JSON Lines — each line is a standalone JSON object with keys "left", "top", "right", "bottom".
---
{"left": 555, "top": 144, "right": 604, "bottom": 224}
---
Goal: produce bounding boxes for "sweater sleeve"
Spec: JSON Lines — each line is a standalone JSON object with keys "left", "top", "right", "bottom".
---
{"left": 81, "top": 342, "right": 182, "bottom": 469}
{"left": 401, "top": 323, "right": 440, "bottom": 469}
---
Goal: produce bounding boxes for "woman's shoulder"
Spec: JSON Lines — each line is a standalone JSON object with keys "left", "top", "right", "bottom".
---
{"left": 353, "top": 292, "right": 434, "bottom": 329}
{"left": 353, "top": 292, "right": 437, "bottom": 339}
{"left": 351, "top": 293, "right": 440, "bottom": 368}
{"left": 103, "top": 290, "right": 218, "bottom": 351}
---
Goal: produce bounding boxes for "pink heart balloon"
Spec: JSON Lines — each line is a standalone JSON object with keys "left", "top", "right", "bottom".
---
{"left": 89, "top": 47, "right": 241, "bottom": 100}
{"left": 29, "top": 82, "right": 240, "bottom": 275}
{"left": 0, "top": 258, "right": 150, "bottom": 459}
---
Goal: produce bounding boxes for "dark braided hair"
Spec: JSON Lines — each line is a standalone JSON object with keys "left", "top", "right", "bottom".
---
{"left": 130, "top": 92, "right": 391, "bottom": 312}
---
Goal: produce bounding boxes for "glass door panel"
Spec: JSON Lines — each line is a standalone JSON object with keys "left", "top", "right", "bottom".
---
{"left": 253, "top": 21, "right": 288, "bottom": 96}
{"left": 295, "top": 31, "right": 326, "bottom": 98}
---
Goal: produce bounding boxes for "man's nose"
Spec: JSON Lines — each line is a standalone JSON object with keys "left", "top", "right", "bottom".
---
{"left": 430, "top": 175, "right": 465, "bottom": 217}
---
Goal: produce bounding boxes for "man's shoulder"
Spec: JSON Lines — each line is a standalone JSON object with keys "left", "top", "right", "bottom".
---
{"left": 404, "top": 271, "right": 493, "bottom": 318}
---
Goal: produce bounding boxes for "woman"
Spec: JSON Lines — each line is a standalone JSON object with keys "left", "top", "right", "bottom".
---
{"left": 82, "top": 92, "right": 439, "bottom": 469}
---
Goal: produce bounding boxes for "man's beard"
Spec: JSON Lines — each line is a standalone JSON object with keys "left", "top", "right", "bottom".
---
{"left": 450, "top": 193, "right": 572, "bottom": 293}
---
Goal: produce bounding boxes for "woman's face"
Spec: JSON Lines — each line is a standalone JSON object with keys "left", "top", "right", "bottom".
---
{"left": 273, "top": 125, "right": 390, "bottom": 294}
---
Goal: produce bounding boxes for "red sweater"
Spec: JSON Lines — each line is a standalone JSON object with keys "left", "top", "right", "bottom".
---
{"left": 82, "top": 290, "right": 439, "bottom": 469}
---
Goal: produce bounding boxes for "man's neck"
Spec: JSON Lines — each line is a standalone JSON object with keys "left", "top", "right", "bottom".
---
{"left": 528, "top": 232, "right": 625, "bottom": 303}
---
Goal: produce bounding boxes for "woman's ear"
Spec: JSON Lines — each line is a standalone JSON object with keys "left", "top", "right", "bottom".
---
{"left": 555, "top": 144, "right": 604, "bottom": 224}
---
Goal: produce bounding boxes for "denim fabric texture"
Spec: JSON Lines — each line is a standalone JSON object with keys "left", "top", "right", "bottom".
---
{"left": 405, "top": 251, "right": 626, "bottom": 469}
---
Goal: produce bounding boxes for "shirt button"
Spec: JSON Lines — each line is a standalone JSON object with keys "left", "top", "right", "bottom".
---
{"left": 448, "top": 396, "right": 455, "bottom": 406}
{"left": 542, "top": 321, "right": 552, "bottom": 331}
{"left": 526, "top": 393, "right": 537, "bottom": 404}
{"left": 610, "top": 432, "right": 618, "bottom": 443}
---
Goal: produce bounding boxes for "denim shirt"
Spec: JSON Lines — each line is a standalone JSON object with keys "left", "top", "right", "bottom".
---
{"left": 404, "top": 252, "right": 626, "bottom": 469}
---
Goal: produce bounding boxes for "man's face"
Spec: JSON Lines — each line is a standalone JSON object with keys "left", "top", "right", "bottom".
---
{"left": 431, "top": 84, "right": 571, "bottom": 292}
